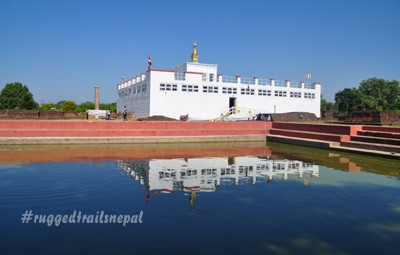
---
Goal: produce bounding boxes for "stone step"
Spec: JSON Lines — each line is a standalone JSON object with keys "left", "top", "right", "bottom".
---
{"left": 269, "top": 129, "right": 349, "bottom": 142}
{"left": 272, "top": 122, "right": 362, "bottom": 135}
{"left": 0, "top": 120, "right": 271, "bottom": 130}
{"left": 362, "top": 126, "right": 400, "bottom": 134}
{"left": 340, "top": 141, "right": 400, "bottom": 153}
{"left": 351, "top": 135, "right": 400, "bottom": 145}
{"left": 266, "top": 134, "right": 336, "bottom": 149}
{"left": 0, "top": 128, "right": 269, "bottom": 137}
{"left": 0, "top": 135, "right": 267, "bottom": 145}
{"left": 357, "top": 130, "right": 400, "bottom": 139}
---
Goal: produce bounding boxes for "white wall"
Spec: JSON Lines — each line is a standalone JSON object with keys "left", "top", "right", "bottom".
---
{"left": 148, "top": 70, "right": 321, "bottom": 119}
{"left": 117, "top": 63, "right": 321, "bottom": 119}
{"left": 117, "top": 76, "right": 150, "bottom": 117}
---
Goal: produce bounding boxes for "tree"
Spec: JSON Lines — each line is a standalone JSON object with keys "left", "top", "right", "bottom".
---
{"left": 359, "top": 78, "right": 400, "bottom": 111}
{"left": 321, "top": 97, "right": 334, "bottom": 113}
{"left": 100, "top": 102, "right": 117, "bottom": 113}
{"left": 20, "top": 92, "right": 38, "bottom": 110}
{"left": 335, "top": 88, "right": 375, "bottom": 113}
{"left": 75, "top": 101, "right": 95, "bottom": 113}
{"left": 61, "top": 101, "right": 77, "bottom": 111}
{"left": 55, "top": 101, "right": 66, "bottom": 110}
{"left": 39, "top": 103, "right": 55, "bottom": 110}
{"left": 0, "top": 82, "right": 38, "bottom": 110}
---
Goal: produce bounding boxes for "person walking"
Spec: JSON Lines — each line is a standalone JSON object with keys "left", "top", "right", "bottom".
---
{"left": 123, "top": 106, "right": 128, "bottom": 121}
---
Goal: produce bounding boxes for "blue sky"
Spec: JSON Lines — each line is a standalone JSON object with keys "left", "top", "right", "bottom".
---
{"left": 1, "top": 0, "right": 399, "bottom": 104}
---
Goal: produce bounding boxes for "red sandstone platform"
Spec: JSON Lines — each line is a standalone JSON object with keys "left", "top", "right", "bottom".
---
{"left": 1, "top": 120, "right": 399, "bottom": 159}
{"left": 0, "top": 120, "right": 270, "bottom": 144}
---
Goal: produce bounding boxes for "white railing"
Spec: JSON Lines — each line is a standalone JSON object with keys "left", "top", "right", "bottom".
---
{"left": 221, "top": 76, "right": 237, "bottom": 83}
{"left": 274, "top": 80, "right": 287, "bottom": 87}
{"left": 240, "top": 77, "right": 256, "bottom": 85}
{"left": 304, "top": 83, "right": 315, "bottom": 89}
{"left": 227, "top": 106, "right": 266, "bottom": 116}
{"left": 258, "top": 79, "right": 271, "bottom": 86}
{"left": 290, "top": 81, "right": 302, "bottom": 88}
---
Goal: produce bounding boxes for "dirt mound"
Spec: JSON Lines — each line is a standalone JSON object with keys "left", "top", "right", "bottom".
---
{"left": 138, "top": 115, "right": 178, "bottom": 121}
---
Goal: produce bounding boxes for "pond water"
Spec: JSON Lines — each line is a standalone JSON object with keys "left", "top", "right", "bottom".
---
{"left": 0, "top": 142, "right": 399, "bottom": 255}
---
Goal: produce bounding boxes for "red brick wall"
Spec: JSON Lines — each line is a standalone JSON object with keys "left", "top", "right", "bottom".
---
{"left": 343, "top": 111, "right": 400, "bottom": 124}
{"left": 270, "top": 112, "right": 317, "bottom": 122}
{"left": 0, "top": 110, "right": 82, "bottom": 119}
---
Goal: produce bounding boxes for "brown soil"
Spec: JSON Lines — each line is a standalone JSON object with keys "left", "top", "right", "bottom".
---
{"left": 138, "top": 115, "right": 178, "bottom": 121}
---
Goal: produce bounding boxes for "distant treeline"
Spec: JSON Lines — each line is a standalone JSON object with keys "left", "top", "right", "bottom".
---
{"left": 0, "top": 82, "right": 116, "bottom": 113}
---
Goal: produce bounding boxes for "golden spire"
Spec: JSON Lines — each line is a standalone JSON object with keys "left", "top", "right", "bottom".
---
{"left": 191, "top": 41, "right": 199, "bottom": 62}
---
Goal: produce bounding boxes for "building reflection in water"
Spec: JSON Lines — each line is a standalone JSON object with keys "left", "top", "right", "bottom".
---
{"left": 117, "top": 156, "right": 319, "bottom": 209}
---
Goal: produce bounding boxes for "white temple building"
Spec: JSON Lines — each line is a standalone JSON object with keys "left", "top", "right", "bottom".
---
{"left": 117, "top": 43, "right": 321, "bottom": 119}
{"left": 117, "top": 156, "right": 319, "bottom": 194}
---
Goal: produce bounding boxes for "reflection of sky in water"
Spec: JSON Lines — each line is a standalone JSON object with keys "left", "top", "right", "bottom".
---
{"left": 313, "top": 167, "right": 400, "bottom": 188}
{"left": 0, "top": 155, "right": 399, "bottom": 255}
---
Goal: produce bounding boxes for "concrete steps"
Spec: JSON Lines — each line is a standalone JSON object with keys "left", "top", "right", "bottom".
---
{"left": 272, "top": 122, "right": 362, "bottom": 135}
{"left": 362, "top": 126, "right": 400, "bottom": 134}
{"left": 266, "top": 134, "right": 336, "bottom": 149}
{"left": 0, "top": 120, "right": 270, "bottom": 130}
{"left": 351, "top": 135, "right": 400, "bottom": 146}
{"left": 0, "top": 120, "right": 271, "bottom": 143}
{"left": 269, "top": 129, "right": 348, "bottom": 142}
{"left": 341, "top": 140, "right": 400, "bottom": 154}
{"left": 266, "top": 122, "right": 400, "bottom": 158}
{"left": 268, "top": 122, "right": 360, "bottom": 143}
{"left": 357, "top": 130, "right": 400, "bottom": 139}
{"left": 0, "top": 128, "right": 269, "bottom": 137}
{"left": 342, "top": 126, "right": 400, "bottom": 153}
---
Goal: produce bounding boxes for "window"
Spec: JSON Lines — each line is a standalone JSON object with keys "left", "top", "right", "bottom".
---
{"left": 174, "top": 73, "right": 185, "bottom": 81}
{"left": 241, "top": 88, "right": 255, "bottom": 95}
{"left": 182, "top": 85, "right": 199, "bottom": 92}
{"left": 202, "top": 73, "right": 207, "bottom": 82}
{"left": 258, "top": 89, "right": 271, "bottom": 96}
{"left": 274, "top": 90, "right": 287, "bottom": 97}
{"left": 132, "top": 86, "right": 136, "bottom": 94}
{"left": 141, "top": 84, "right": 147, "bottom": 94}
{"left": 290, "top": 91, "right": 301, "bottom": 98}
{"left": 203, "top": 86, "right": 218, "bottom": 93}
{"left": 209, "top": 73, "right": 214, "bottom": 82}
{"left": 304, "top": 92, "right": 315, "bottom": 99}
{"left": 222, "top": 87, "right": 237, "bottom": 94}
{"left": 160, "top": 84, "right": 177, "bottom": 91}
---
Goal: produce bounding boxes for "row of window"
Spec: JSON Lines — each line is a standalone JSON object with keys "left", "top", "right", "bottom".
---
{"left": 119, "top": 84, "right": 147, "bottom": 97}
{"left": 182, "top": 84, "right": 199, "bottom": 92}
{"left": 241, "top": 88, "right": 255, "bottom": 95}
{"left": 174, "top": 73, "right": 216, "bottom": 82}
{"left": 159, "top": 84, "right": 315, "bottom": 98}
{"left": 222, "top": 87, "right": 237, "bottom": 94}
{"left": 304, "top": 92, "right": 316, "bottom": 99}
{"left": 160, "top": 84, "right": 178, "bottom": 91}
{"left": 120, "top": 83, "right": 315, "bottom": 99}
{"left": 203, "top": 86, "right": 218, "bottom": 93}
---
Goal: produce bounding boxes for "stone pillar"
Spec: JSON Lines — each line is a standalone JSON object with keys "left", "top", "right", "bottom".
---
{"left": 94, "top": 86, "right": 99, "bottom": 110}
